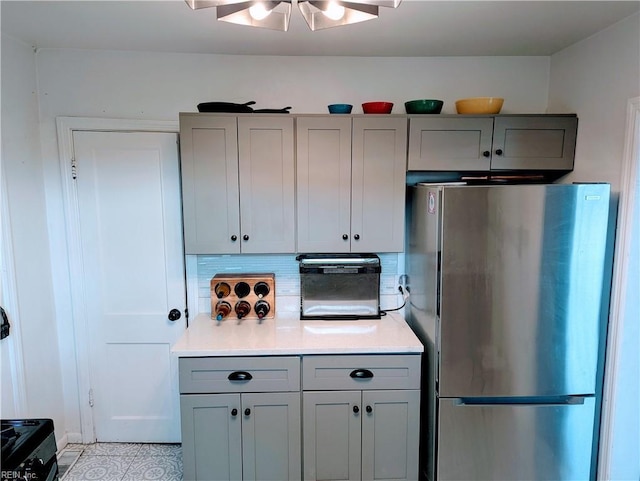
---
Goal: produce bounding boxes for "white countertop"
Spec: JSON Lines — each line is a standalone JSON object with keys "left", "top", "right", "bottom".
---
{"left": 171, "top": 312, "right": 423, "bottom": 357}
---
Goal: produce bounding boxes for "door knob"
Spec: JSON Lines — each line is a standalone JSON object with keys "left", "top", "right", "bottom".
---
{"left": 168, "top": 309, "right": 181, "bottom": 321}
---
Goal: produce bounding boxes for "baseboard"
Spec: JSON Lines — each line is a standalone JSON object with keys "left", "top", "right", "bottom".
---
{"left": 57, "top": 431, "right": 83, "bottom": 451}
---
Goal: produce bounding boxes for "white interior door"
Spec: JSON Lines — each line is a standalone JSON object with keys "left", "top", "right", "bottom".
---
{"left": 73, "top": 130, "right": 185, "bottom": 442}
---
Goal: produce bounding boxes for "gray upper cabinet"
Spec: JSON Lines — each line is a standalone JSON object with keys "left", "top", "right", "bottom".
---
{"left": 408, "top": 115, "right": 577, "bottom": 172}
{"left": 179, "top": 113, "right": 295, "bottom": 254}
{"left": 296, "top": 116, "right": 352, "bottom": 253}
{"left": 296, "top": 116, "right": 407, "bottom": 253}
{"left": 491, "top": 116, "right": 577, "bottom": 170}
{"left": 408, "top": 117, "right": 493, "bottom": 171}
{"left": 180, "top": 114, "right": 239, "bottom": 254}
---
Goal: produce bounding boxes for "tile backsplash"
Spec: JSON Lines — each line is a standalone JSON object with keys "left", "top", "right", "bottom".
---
{"left": 195, "top": 253, "right": 405, "bottom": 315}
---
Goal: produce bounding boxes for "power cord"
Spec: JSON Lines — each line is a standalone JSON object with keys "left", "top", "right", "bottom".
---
{"left": 381, "top": 285, "right": 410, "bottom": 315}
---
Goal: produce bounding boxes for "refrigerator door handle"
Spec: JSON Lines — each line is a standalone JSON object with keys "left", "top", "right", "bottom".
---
{"left": 453, "top": 395, "right": 589, "bottom": 406}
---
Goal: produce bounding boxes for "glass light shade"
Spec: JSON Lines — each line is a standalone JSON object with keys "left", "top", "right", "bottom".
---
{"left": 350, "top": 0, "right": 401, "bottom": 7}
{"left": 217, "top": 1, "right": 292, "bottom": 30}
{"left": 298, "top": 1, "right": 378, "bottom": 30}
{"left": 184, "top": 0, "right": 252, "bottom": 10}
{"left": 249, "top": 3, "right": 273, "bottom": 20}
{"left": 323, "top": 1, "right": 346, "bottom": 20}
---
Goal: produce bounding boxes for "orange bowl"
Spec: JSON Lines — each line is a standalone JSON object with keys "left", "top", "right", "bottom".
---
{"left": 362, "top": 102, "right": 393, "bottom": 114}
{"left": 455, "top": 97, "right": 504, "bottom": 114}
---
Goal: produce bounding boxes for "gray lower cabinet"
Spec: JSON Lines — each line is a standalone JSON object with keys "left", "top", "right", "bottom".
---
{"left": 179, "top": 357, "right": 301, "bottom": 481}
{"left": 179, "top": 354, "right": 421, "bottom": 481}
{"left": 302, "top": 355, "right": 421, "bottom": 481}
{"left": 408, "top": 115, "right": 577, "bottom": 172}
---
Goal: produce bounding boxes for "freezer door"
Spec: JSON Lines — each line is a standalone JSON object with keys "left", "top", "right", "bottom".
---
{"left": 437, "top": 397, "right": 596, "bottom": 481}
{"left": 438, "top": 184, "right": 610, "bottom": 397}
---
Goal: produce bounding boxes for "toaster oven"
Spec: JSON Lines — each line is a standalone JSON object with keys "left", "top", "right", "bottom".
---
{"left": 297, "top": 254, "right": 381, "bottom": 320}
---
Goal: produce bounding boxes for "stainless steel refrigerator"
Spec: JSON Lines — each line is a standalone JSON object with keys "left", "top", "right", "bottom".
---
{"left": 406, "top": 183, "right": 611, "bottom": 481}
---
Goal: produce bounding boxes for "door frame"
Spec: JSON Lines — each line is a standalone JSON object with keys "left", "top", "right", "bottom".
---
{"left": 56, "top": 117, "right": 194, "bottom": 443}
{"left": 597, "top": 96, "right": 640, "bottom": 478}
{"left": 1, "top": 173, "right": 29, "bottom": 417}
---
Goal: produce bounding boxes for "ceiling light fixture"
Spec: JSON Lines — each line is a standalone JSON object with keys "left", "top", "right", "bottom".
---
{"left": 184, "top": 0, "right": 401, "bottom": 32}
{"left": 249, "top": 2, "right": 274, "bottom": 20}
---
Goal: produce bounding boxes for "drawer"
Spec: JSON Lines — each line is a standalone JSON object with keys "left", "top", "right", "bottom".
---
{"left": 302, "top": 354, "right": 421, "bottom": 391}
{"left": 179, "top": 356, "right": 300, "bottom": 394}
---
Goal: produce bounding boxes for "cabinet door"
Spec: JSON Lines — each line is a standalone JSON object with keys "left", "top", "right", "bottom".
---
{"left": 407, "top": 117, "right": 493, "bottom": 171}
{"left": 303, "top": 391, "right": 362, "bottom": 481}
{"left": 179, "top": 114, "right": 240, "bottom": 254}
{"left": 352, "top": 117, "right": 407, "bottom": 252}
{"left": 296, "top": 116, "right": 352, "bottom": 253}
{"left": 180, "top": 393, "right": 242, "bottom": 481}
{"left": 238, "top": 117, "right": 296, "bottom": 253}
{"left": 242, "top": 392, "right": 301, "bottom": 481}
{"left": 491, "top": 116, "right": 577, "bottom": 171}
{"left": 361, "top": 390, "right": 420, "bottom": 481}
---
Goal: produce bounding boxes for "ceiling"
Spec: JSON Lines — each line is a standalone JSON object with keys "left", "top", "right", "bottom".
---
{"left": 1, "top": 0, "right": 639, "bottom": 57}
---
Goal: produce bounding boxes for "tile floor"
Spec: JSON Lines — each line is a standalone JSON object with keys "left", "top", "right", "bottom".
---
{"left": 58, "top": 442, "right": 182, "bottom": 481}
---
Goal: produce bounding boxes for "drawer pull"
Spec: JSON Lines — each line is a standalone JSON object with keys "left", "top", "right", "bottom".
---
{"left": 350, "top": 369, "right": 374, "bottom": 379}
{"left": 228, "top": 371, "right": 253, "bottom": 382}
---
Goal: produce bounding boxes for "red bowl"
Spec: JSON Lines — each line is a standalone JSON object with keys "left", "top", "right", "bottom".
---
{"left": 362, "top": 102, "right": 393, "bottom": 114}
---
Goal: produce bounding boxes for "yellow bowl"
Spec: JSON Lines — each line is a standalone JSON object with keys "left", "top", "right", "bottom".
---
{"left": 455, "top": 97, "right": 504, "bottom": 114}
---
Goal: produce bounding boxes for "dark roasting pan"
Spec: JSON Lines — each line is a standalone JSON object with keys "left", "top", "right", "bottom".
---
{"left": 253, "top": 106, "right": 292, "bottom": 114}
{"left": 197, "top": 101, "right": 256, "bottom": 113}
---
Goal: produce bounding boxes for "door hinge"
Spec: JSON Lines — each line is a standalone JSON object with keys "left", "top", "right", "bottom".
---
{"left": 88, "top": 388, "right": 94, "bottom": 407}
{"left": 71, "top": 157, "right": 77, "bottom": 180}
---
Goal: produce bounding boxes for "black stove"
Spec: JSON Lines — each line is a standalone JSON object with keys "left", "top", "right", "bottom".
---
{"left": 1, "top": 419, "right": 58, "bottom": 481}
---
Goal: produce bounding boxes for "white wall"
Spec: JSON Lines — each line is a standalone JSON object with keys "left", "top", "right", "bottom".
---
{"left": 549, "top": 13, "right": 640, "bottom": 190}
{"left": 0, "top": 34, "right": 66, "bottom": 442}
{"left": 32, "top": 50, "right": 551, "bottom": 439}
{"left": 548, "top": 12, "right": 640, "bottom": 481}
{"left": 34, "top": 51, "right": 550, "bottom": 121}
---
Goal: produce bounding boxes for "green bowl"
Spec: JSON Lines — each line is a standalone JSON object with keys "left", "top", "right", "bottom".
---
{"left": 405, "top": 99, "right": 444, "bottom": 114}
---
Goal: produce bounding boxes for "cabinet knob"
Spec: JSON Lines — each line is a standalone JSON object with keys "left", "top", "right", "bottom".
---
{"left": 243, "top": 234, "right": 249, "bottom": 241}
{"left": 231, "top": 235, "right": 238, "bottom": 242}
{"left": 353, "top": 234, "right": 360, "bottom": 240}
{"left": 495, "top": 149, "right": 503, "bottom": 156}
{"left": 366, "top": 405, "right": 373, "bottom": 414}
{"left": 353, "top": 405, "right": 360, "bottom": 414}
{"left": 482, "top": 151, "right": 491, "bottom": 158}
{"left": 342, "top": 234, "right": 349, "bottom": 240}
{"left": 244, "top": 408, "right": 251, "bottom": 416}
{"left": 168, "top": 309, "right": 181, "bottom": 321}
{"left": 231, "top": 408, "right": 238, "bottom": 417}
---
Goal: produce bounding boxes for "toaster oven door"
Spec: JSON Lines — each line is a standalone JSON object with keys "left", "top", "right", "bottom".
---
{"left": 298, "top": 254, "right": 381, "bottom": 320}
